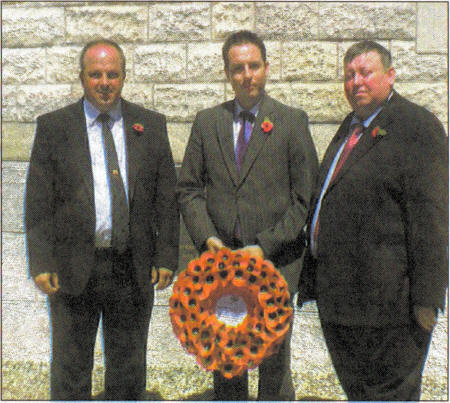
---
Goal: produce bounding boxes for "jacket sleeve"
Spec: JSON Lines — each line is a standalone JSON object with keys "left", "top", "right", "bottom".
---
{"left": 403, "top": 110, "right": 448, "bottom": 312}
{"left": 153, "top": 115, "right": 180, "bottom": 272}
{"left": 176, "top": 113, "right": 220, "bottom": 251}
{"left": 25, "top": 115, "right": 58, "bottom": 277}
{"left": 256, "top": 110, "right": 319, "bottom": 261}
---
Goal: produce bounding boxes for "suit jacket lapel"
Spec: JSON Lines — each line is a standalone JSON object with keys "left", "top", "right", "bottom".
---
{"left": 311, "top": 113, "right": 352, "bottom": 205}
{"left": 326, "top": 97, "right": 396, "bottom": 190}
{"left": 216, "top": 100, "right": 240, "bottom": 186}
{"left": 121, "top": 100, "right": 139, "bottom": 203}
{"left": 238, "top": 95, "right": 273, "bottom": 184}
{"left": 65, "top": 99, "right": 95, "bottom": 205}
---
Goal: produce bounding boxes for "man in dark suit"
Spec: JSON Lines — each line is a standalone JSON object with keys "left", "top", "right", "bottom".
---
{"left": 176, "top": 30, "right": 318, "bottom": 400}
{"left": 298, "top": 40, "right": 448, "bottom": 400}
{"left": 25, "top": 39, "right": 179, "bottom": 400}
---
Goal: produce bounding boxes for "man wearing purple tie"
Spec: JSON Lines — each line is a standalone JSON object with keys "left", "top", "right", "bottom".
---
{"left": 176, "top": 30, "right": 318, "bottom": 400}
{"left": 298, "top": 40, "right": 448, "bottom": 400}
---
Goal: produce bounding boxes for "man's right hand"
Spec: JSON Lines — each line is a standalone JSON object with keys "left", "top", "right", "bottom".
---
{"left": 34, "top": 272, "right": 60, "bottom": 295}
{"left": 206, "top": 236, "right": 225, "bottom": 253}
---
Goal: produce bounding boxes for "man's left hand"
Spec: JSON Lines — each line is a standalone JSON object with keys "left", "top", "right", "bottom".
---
{"left": 238, "top": 245, "right": 264, "bottom": 259}
{"left": 413, "top": 304, "right": 437, "bottom": 332}
{"left": 151, "top": 267, "right": 174, "bottom": 290}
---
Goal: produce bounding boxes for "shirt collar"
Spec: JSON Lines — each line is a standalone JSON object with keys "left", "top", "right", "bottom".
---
{"left": 351, "top": 90, "right": 394, "bottom": 129}
{"left": 83, "top": 98, "right": 122, "bottom": 127}
{"left": 234, "top": 98, "right": 261, "bottom": 120}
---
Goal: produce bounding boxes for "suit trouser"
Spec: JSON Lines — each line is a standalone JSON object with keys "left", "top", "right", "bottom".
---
{"left": 321, "top": 320, "right": 433, "bottom": 401}
{"left": 212, "top": 237, "right": 296, "bottom": 400}
{"left": 213, "top": 323, "right": 295, "bottom": 400}
{"left": 49, "top": 248, "right": 153, "bottom": 400}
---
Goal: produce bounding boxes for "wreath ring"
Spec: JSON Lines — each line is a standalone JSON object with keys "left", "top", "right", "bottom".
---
{"left": 169, "top": 248, "right": 293, "bottom": 378}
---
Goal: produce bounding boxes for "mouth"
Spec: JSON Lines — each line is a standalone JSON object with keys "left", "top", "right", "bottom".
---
{"left": 242, "top": 85, "right": 255, "bottom": 94}
{"left": 98, "top": 92, "right": 112, "bottom": 100}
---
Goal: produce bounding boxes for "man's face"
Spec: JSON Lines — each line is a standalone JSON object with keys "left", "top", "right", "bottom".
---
{"left": 80, "top": 44, "right": 125, "bottom": 112}
{"left": 344, "top": 50, "right": 395, "bottom": 120}
{"left": 225, "top": 43, "right": 269, "bottom": 110}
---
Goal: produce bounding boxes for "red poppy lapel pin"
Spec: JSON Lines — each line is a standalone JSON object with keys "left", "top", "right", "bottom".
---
{"left": 133, "top": 123, "right": 144, "bottom": 135}
{"left": 371, "top": 126, "right": 387, "bottom": 138}
{"left": 261, "top": 117, "right": 273, "bottom": 133}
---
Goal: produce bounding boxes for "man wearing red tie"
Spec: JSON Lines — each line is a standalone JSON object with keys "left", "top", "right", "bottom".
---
{"left": 298, "top": 40, "right": 448, "bottom": 400}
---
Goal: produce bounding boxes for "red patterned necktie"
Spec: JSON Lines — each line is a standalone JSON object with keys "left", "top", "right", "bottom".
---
{"left": 329, "top": 123, "right": 363, "bottom": 183}
{"left": 312, "top": 123, "right": 363, "bottom": 251}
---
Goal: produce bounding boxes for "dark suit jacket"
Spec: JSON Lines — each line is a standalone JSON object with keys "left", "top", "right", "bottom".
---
{"left": 176, "top": 94, "right": 318, "bottom": 293}
{"left": 25, "top": 98, "right": 179, "bottom": 296}
{"left": 298, "top": 91, "right": 448, "bottom": 327}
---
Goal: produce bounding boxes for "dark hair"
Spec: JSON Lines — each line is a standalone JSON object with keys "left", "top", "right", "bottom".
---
{"left": 79, "top": 38, "right": 126, "bottom": 74}
{"left": 344, "top": 40, "right": 392, "bottom": 70}
{"left": 222, "top": 30, "right": 266, "bottom": 71}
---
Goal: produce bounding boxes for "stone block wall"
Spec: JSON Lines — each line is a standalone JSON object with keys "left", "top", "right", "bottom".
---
{"left": 2, "top": 1, "right": 448, "bottom": 400}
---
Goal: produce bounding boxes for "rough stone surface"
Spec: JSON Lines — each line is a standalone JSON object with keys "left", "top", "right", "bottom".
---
{"left": 2, "top": 85, "right": 77, "bottom": 123}
{"left": 187, "top": 42, "right": 224, "bottom": 83}
{"left": 148, "top": 3, "right": 210, "bottom": 42}
{"left": 2, "top": 48, "right": 46, "bottom": 85}
{"left": 46, "top": 46, "right": 83, "bottom": 83}
{"left": 395, "top": 82, "right": 448, "bottom": 125}
{"left": 261, "top": 83, "right": 292, "bottom": 107}
{"left": 391, "top": 41, "right": 448, "bottom": 81}
{"left": 154, "top": 84, "right": 225, "bottom": 122}
{"left": 290, "top": 83, "right": 352, "bottom": 123}
{"left": 2, "top": 123, "right": 36, "bottom": 161}
{"left": 255, "top": 2, "right": 319, "bottom": 40}
{"left": 121, "top": 84, "right": 154, "bottom": 111}
{"left": 135, "top": 44, "right": 187, "bottom": 83}
{"left": 2, "top": 162, "right": 27, "bottom": 233}
{"left": 417, "top": 2, "right": 448, "bottom": 53}
{"left": 2, "top": 7, "right": 65, "bottom": 48}
{"left": 319, "top": 2, "right": 416, "bottom": 40}
{"left": 264, "top": 41, "right": 282, "bottom": 81}
{"left": 282, "top": 41, "right": 338, "bottom": 81}
{"left": 65, "top": 5, "right": 147, "bottom": 44}
{"left": 212, "top": 2, "right": 254, "bottom": 40}
{"left": 310, "top": 124, "right": 339, "bottom": 162}
{"left": 167, "top": 122, "right": 191, "bottom": 164}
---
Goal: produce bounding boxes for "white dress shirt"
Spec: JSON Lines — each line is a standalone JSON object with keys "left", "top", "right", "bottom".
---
{"left": 84, "top": 99, "right": 128, "bottom": 248}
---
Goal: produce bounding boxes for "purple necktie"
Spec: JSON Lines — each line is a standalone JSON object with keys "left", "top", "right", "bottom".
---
{"left": 235, "top": 111, "right": 255, "bottom": 173}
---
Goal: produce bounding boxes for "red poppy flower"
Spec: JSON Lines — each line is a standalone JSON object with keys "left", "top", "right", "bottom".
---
{"left": 133, "top": 123, "right": 144, "bottom": 134}
{"left": 261, "top": 119, "right": 273, "bottom": 133}
{"left": 371, "top": 126, "right": 386, "bottom": 138}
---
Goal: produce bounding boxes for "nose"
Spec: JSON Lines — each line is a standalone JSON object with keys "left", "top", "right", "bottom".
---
{"left": 353, "top": 72, "right": 363, "bottom": 86}
{"left": 243, "top": 64, "right": 252, "bottom": 79}
{"left": 99, "top": 73, "right": 109, "bottom": 86}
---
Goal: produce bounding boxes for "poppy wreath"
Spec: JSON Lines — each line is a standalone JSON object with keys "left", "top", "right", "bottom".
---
{"left": 169, "top": 248, "right": 293, "bottom": 379}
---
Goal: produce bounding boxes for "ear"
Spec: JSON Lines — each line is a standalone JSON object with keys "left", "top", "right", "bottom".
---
{"left": 264, "top": 61, "right": 270, "bottom": 76}
{"left": 79, "top": 71, "right": 85, "bottom": 87}
{"left": 386, "top": 67, "right": 396, "bottom": 86}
